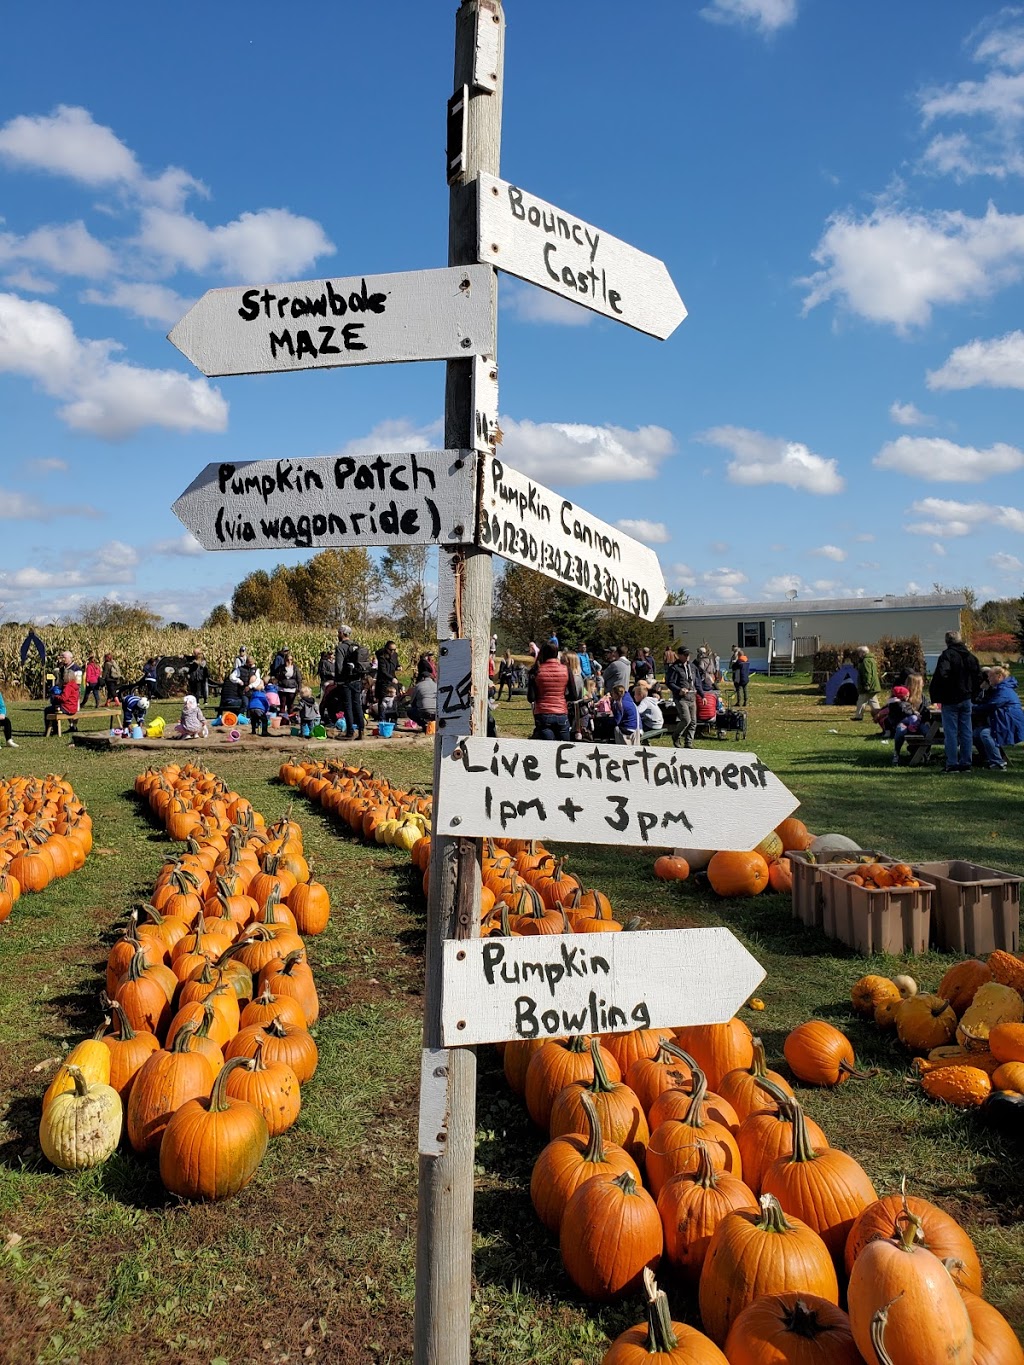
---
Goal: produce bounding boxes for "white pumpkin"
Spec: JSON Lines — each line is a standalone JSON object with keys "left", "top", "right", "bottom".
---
{"left": 39, "top": 1066, "right": 122, "bottom": 1171}
{"left": 808, "top": 833, "right": 861, "bottom": 856}
{"left": 672, "top": 848, "right": 713, "bottom": 872}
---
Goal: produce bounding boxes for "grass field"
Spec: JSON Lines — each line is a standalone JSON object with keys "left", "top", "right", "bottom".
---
{"left": 0, "top": 674, "right": 1022, "bottom": 1363}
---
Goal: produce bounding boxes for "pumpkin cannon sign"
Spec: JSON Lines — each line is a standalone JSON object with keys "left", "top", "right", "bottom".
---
{"left": 440, "top": 927, "right": 765, "bottom": 1046}
{"left": 435, "top": 737, "right": 798, "bottom": 850}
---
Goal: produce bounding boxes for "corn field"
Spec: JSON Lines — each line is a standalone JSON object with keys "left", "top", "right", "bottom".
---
{"left": 0, "top": 623, "right": 424, "bottom": 697}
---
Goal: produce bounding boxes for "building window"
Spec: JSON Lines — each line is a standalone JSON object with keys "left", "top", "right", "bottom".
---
{"left": 739, "top": 621, "right": 766, "bottom": 648}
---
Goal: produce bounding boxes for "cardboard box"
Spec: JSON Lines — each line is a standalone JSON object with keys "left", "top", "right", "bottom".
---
{"left": 912, "top": 860, "right": 1021, "bottom": 956}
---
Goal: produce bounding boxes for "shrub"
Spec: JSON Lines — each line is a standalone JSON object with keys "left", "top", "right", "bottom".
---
{"left": 812, "top": 643, "right": 859, "bottom": 688}
{"left": 973, "top": 631, "right": 1018, "bottom": 655}
{"left": 876, "top": 634, "right": 926, "bottom": 682}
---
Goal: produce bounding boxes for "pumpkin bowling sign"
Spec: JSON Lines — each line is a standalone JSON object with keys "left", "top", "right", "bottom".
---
{"left": 440, "top": 927, "right": 765, "bottom": 1046}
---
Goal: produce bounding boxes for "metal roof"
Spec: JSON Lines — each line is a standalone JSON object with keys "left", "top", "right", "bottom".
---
{"left": 662, "top": 591, "right": 967, "bottom": 620}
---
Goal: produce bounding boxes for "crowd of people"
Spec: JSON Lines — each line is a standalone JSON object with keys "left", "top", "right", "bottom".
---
{"left": 850, "top": 633, "right": 1024, "bottom": 772}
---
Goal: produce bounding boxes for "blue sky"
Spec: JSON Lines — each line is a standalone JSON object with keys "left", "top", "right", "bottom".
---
{"left": 2, "top": 0, "right": 1023, "bottom": 625}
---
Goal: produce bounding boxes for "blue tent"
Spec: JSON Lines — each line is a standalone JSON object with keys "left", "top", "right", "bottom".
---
{"left": 824, "top": 663, "right": 859, "bottom": 706}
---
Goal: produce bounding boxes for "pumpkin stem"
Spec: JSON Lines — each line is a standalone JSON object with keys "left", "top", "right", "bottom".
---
{"left": 170, "top": 1021, "right": 201, "bottom": 1053}
{"left": 640, "top": 1268, "right": 680, "bottom": 1352}
{"left": 65, "top": 1064, "right": 91, "bottom": 1098}
{"left": 838, "top": 1058, "right": 879, "bottom": 1081}
{"left": 894, "top": 1211, "right": 926, "bottom": 1253}
{"left": 782, "top": 1299, "right": 827, "bottom": 1340}
{"left": 587, "top": 1038, "right": 617, "bottom": 1095}
{"left": 787, "top": 1103, "right": 819, "bottom": 1164}
{"left": 266, "top": 1016, "right": 288, "bottom": 1039}
{"left": 756, "top": 1192, "right": 795, "bottom": 1234}
{"left": 209, "top": 1054, "right": 255, "bottom": 1112}
{"left": 105, "top": 999, "right": 138, "bottom": 1041}
{"left": 756, "top": 1075, "right": 794, "bottom": 1110}
{"left": 749, "top": 1037, "right": 769, "bottom": 1078}
{"left": 870, "top": 1295, "right": 903, "bottom": 1365}
{"left": 250, "top": 1039, "right": 268, "bottom": 1073}
{"left": 611, "top": 1169, "right": 639, "bottom": 1197}
{"left": 580, "top": 1092, "right": 607, "bottom": 1164}
{"left": 693, "top": 1140, "right": 719, "bottom": 1189}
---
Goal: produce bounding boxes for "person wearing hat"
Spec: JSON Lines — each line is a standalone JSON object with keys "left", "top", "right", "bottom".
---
{"left": 852, "top": 645, "right": 882, "bottom": 721}
{"left": 879, "top": 683, "right": 915, "bottom": 740}
{"left": 665, "top": 646, "right": 704, "bottom": 748}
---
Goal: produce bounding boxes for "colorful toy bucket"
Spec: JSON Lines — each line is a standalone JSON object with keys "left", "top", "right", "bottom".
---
{"left": 378, "top": 721, "right": 395, "bottom": 738}
{"left": 312, "top": 724, "right": 327, "bottom": 738}
{"left": 222, "top": 712, "right": 237, "bottom": 726}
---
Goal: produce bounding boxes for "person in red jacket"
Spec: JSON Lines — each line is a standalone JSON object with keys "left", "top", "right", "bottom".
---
{"left": 529, "top": 642, "right": 570, "bottom": 741}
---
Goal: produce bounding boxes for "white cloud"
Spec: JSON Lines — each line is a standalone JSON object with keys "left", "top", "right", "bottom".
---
{"left": 701, "top": 567, "right": 749, "bottom": 602}
{"left": 150, "top": 532, "right": 205, "bottom": 558}
{"left": 499, "top": 417, "right": 675, "bottom": 484}
{"left": 0, "top": 488, "right": 100, "bottom": 520}
{"left": 670, "top": 563, "right": 697, "bottom": 590}
{"left": 81, "top": 281, "right": 192, "bottom": 327}
{"left": 874, "top": 434, "right": 1024, "bottom": 481}
{"left": 615, "top": 519, "right": 670, "bottom": 544}
{"left": 932, "top": 542, "right": 948, "bottom": 557}
{"left": 928, "top": 329, "right": 1024, "bottom": 389}
{"left": 710, "top": 541, "right": 730, "bottom": 553}
{"left": 699, "top": 425, "right": 844, "bottom": 493}
{"left": 762, "top": 574, "right": 803, "bottom": 596}
{"left": 23, "top": 457, "right": 68, "bottom": 475}
{"left": 889, "top": 400, "right": 934, "bottom": 427}
{"left": 853, "top": 532, "right": 876, "bottom": 542}
{"left": 810, "top": 544, "right": 846, "bottom": 561}
{"left": 904, "top": 496, "right": 1024, "bottom": 536}
{"left": 700, "top": 0, "right": 797, "bottom": 36}
{"left": 0, "top": 221, "right": 115, "bottom": 280}
{"left": 503, "top": 282, "right": 592, "bottom": 327}
{"left": 0, "top": 292, "right": 227, "bottom": 439}
{"left": 2, "top": 268, "right": 57, "bottom": 294}
{"left": 336, "top": 417, "right": 443, "bottom": 457}
{"left": 0, "top": 540, "right": 138, "bottom": 593}
{"left": 990, "top": 550, "right": 1024, "bottom": 572}
{"left": 136, "top": 206, "right": 334, "bottom": 281}
{"left": 801, "top": 204, "right": 1024, "bottom": 330}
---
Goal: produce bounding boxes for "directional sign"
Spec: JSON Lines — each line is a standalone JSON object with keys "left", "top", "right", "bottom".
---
{"left": 435, "top": 736, "right": 798, "bottom": 849}
{"left": 476, "top": 455, "right": 667, "bottom": 619}
{"left": 477, "top": 173, "right": 686, "bottom": 339}
{"left": 172, "top": 451, "right": 478, "bottom": 552}
{"left": 441, "top": 927, "right": 765, "bottom": 1046}
{"left": 168, "top": 265, "right": 495, "bottom": 378}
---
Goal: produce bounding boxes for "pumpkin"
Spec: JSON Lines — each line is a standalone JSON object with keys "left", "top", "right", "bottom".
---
{"left": 39, "top": 1066, "right": 122, "bottom": 1171}
{"left": 717, "top": 1037, "right": 794, "bottom": 1123}
{"left": 783, "top": 1021, "right": 873, "bottom": 1086}
{"left": 962, "top": 1292, "right": 1024, "bottom": 1365}
{"left": 258, "top": 950, "right": 319, "bottom": 1025}
{"left": 846, "top": 1213, "right": 973, "bottom": 1365}
{"left": 239, "top": 983, "right": 308, "bottom": 1033}
{"left": 938, "top": 959, "right": 993, "bottom": 1017}
{"left": 549, "top": 1039, "right": 649, "bottom": 1164}
{"left": 892, "top": 973, "right": 918, "bottom": 999}
{"left": 992, "top": 1061, "right": 1024, "bottom": 1093}
{"left": 851, "top": 974, "right": 901, "bottom": 1019}
{"left": 736, "top": 1091, "right": 829, "bottom": 1197}
{"left": 159, "top": 1055, "right": 269, "bottom": 1200}
{"left": 874, "top": 997, "right": 901, "bottom": 1032}
{"left": 760, "top": 1103, "right": 877, "bottom": 1264}
{"left": 698, "top": 1195, "right": 839, "bottom": 1346}
{"left": 42, "top": 1037, "right": 112, "bottom": 1112}
{"left": 560, "top": 1168, "right": 662, "bottom": 1301}
{"left": 989, "top": 1021, "right": 1024, "bottom": 1065}
{"left": 920, "top": 1064, "right": 992, "bottom": 1108}
{"left": 602, "top": 1028, "right": 666, "bottom": 1079}
{"left": 767, "top": 858, "right": 792, "bottom": 894}
{"left": 724, "top": 1293, "right": 861, "bottom": 1365}
{"left": 223, "top": 1039, "right": 301, "bottom": 1137}
{"left": 674, "top": 1018, "right": 754, "bottom": 1091}
{"left": 808, "top": 834, "right": 859, "bottom": 855}
{"left": 957, "top": 981, "right": 1024, "bottom": 1047}
{"left": 99, "top": 1001, "right": 161, "bottom": 1103}
{"left": 844, "top": 1186, "right": 983, "bottom": 1296}
{"left": 654, "top": 855, "right": 690, "bottom": 882}
{"left": 114, "top": 948, "right": 175, "bottom": 1037}
{"left": 503, "top": 1037, "right": 553, "bottom": 1097}
{"left": 225, "top": 1017, "right": 318, "bottom": 1084}
{"left": 126, "top": 1025, "right": 215, "bottom": 1156}
{"left": 774, "top": 816, "right": 814, "bottom": 851}
{"left": 657, "top": 1142, "right": 758, "bottom": 1283}
{"left": 754, "top": 831, "right": 784, "bottom": 865}
{"left": 646, "top": 1083, "right": 743, "bottom": 1195}
{"left": 982, "top": 1087, "right": 1024, "bottom": 1135}
{"left": 601, "top": 1268, "right": 728, "bottom": 1364}
{"left": 987, "top": 949, "right": 1024, "bottom": 994}
{"left": 525, "top": 1035, "right": 620, "bottom": 1130}
{"left": 707, "top": 850, "right": 769, "bottom": 898}
{"left": 895, "top": 993, "right": 958, "bottom": 1053}
{"left": 672, "top": 848, "right": 713, "bottom": 872}
{"left": 530, "top": 1091, "right": 640, "bottom": 1235}
{"left": 627, "top": 1040, "right": 694, "bottom": 1118}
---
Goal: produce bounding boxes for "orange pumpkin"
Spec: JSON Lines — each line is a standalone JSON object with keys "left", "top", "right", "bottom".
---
{"left": 653, "top": 855, "right": 690, "bottom": 882}
{"left": 767, "top": 857, "right": 792, "bottom": 894}
{"left": 707, "top": 850, "right": 769, "bottom": 898}
{"left": 774, "top": 816, "right": 814, "bottom": 851}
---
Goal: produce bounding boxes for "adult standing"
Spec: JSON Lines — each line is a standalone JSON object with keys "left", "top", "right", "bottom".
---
{"left": 695, "top": 647, "right": 717, "bottom": 691}
{"left": 271, "top": 650, "right": 301, "bottom": 715}
{"left": 729, "top": 645, "right": 750, "bottom": 707}
{"left": 187, "top": 650, "right": 210, "bottom": 704}
{"left": 852, "top": 645, "right": 882, "bottom": 721}
{"left": 562, "top": 650, "right": 585, "bottom": 739}
{"left": 334, "top": 625, "right": 366, "bottom": 741}
{"left": 529, "top": 642, "right": 571, "bottom": 741}
{"left": 577, "top": 642, "right": 593, "bottom": 685}
{"left": 666, "top": 645, "right": 701, "bottom": 748}
{"left": 83, "top": 654, "right": 102, "bottom": 708}
{"left": 375, "top": 641, "right": 400, "bottom": 709}
{"left": 633, "top": 648, "right": 654, "bottom": 684}
{"left": 602, "top": 646, "right": 630, "bottom": 695}
{"left": 101, "top": 652, "right": 122, "bottom": 706}
{"left": 496, "top": 649, "right": 516, "bottom": 702}
{"left": 929, "top": 631, "right": 982, "bottom": 772}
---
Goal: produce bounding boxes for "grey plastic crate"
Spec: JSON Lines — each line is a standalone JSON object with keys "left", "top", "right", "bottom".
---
{"left": 819, "top": 867, "right": 933, "bottom": 955}
{"left": 788, "top": 850, "right": 894, "bottom": 929}
{"left": 911, "top": 860, "right": 1021, "bottom": 956}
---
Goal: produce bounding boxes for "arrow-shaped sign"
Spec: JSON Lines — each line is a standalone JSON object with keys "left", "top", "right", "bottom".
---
{"left": 477, "top": 454, "right": 667, "bottom": 620}
{"left": 477, "top": 173, "right": 686, "bottom": 339}
{"left": 436, "top": 736, "right": 798, "bottom": 850}
{"left": 168, "top": 265, "right": 495, "bottom": 378}
{"left": 441, "top": 927, "right": 765, "bottom": 1046}
{"left": 172, "top": 451, "right": 478, "bottom": 551}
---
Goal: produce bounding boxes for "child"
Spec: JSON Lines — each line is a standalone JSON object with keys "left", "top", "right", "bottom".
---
{"left": 0, "top": 687, "right": 17, "bottom": 747}
{"left": 174, "top": 694, "right": 207, "bottom": 739}
{"left": 378, "top": 684, "right": 399, "bottom": 723}
{"left": 295, "top": 686, "right": 321, "bottom": 737}
{"left": 120, "top": 689, "right": 149, "bottom": 731}
{"left": 245, "top": 685, "right": 271, "bottom": 737}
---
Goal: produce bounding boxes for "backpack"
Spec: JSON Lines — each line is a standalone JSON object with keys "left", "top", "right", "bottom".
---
{"left": 345, "top": 643, "right": 371, "bottom": 680}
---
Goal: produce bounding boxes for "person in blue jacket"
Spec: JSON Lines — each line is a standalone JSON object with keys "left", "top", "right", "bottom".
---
{"left": 729, "top": 645, "right": 751, "bottom": 707}
{"left": 972, "top": 667, "right": 1024, "bottom": 770}
{"left": 245, "top": 686, "right": 271, "bottom": 737}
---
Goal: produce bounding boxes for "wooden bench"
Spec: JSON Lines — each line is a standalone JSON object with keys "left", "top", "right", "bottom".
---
{"left": 45, "top": 709, "right": 116, "bottom": 738}
{"left": 905, "top": 718, "right": 942, "bottom": 767}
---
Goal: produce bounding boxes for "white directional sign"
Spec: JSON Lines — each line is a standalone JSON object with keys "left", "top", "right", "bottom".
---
{"left": 172, "top": 451, "right": 478, "bottom": 551}
{"left": 477, "top": 455, "right": 667, "bottom": 619}
{"left": 441, "top": 927, "right": 765, "bottom": 1046}
{"left": 435, "top": 736, "right": 798, "bottom": 849}
{"left": 168, "top": 265, "right": 495, "bottom": 377}
{"left": 477, "top": 173, "right": 686, "bottom": 339}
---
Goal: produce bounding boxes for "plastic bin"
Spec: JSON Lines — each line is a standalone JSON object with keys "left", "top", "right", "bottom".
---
{"left": 787, "top": 850, "right": 895, "bottom": 929}
{"left": 378, "top": 721, "right": 395, "bottom": 738}
{"left": 819, "top": 868, "right": 933, "bottom": 955}
{"left": 911, "top": 860, "right": 1021, "bottom": 956}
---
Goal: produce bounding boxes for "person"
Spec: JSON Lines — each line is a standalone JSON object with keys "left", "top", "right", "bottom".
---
{"left": 55, "top": 650, "right": 77, "bottom": 687}
{"left": 173, "top": 694, "right": 207, "bottom": 739}
{"left": 577, "top": 643, "right": 593, "bottom": 684}
{"left": 527, "top": 640, "right": 540, "bottom": 661}
{"left": 139, "top": 657, "right": 159, "bottom": 698}
{"left": 416, "top": 650, "right": 438, "bottom": 681}
{"left": 591, "top": 687, "right": 615, "bottom": 741}
{"left": 119, "top": 688, "right": 149, "bottom": 732}
{"left": 562, "top": 650, "right": 585, "bottom": 736}
{"left": 82, "top": 654, "right": 102, "bottom": 708}
{"left": 633, "top": 648, "right": 654, "bottom": 683}
{"left": 217, "top": 663, "right": 246, "bottom": 718}
{"left": 636, "top": 681, "right": 664, "bottom": 736}
{"left": 610, "top": 684, "right": 641, "bottom": 745}
{"left": 334, "top": 626, "right": 367, "bottom": 741}
{"left": 271, "top": 650, "right": 301, "bottom": 716}
{"left": 496, "top": 650, "right": 516, "bottom": 702}
{"left": 972, "top": 666, "right": 1024, "bottom": 770}
{"left": 663, "top": 643, "right": 678, "bottom": 678}
{"left": 729, "top": 646, "right": 750, "bottom": 707}
{"left": 852, "top": 646, "right": 882, "bottom": 721}
{"left": 377, "top": 683, "right": 399, "bottom": 723}
{"left": 375, "top": 641, "right": 400, "bottom": 709}
{"left": 295, "top": 686, "right": 321, "bottom": 736}
{"left": 879, "top": 685, "right": 915, "bottom": 741}
{"left": 602, "top": 646, "right": 630, "bottom": 695}
{"left": 489, "top": 633, "right": 497, "bottom": 655}
{"left": 0, "top": 687, "right": 17, "bottom": 747}
{"left": 695, "top": 647, "right": 718, "bottom": 691}
{"left": 905, "top": 672, "right": 925, "bottom": 716}
{"left": 101, "top": 652, "right": 122, "bottom": 706}
{"left": 245, "top": 683, "right": 272, "bottom": 737}
{"left": 408, "top": 667, "right": 437, "bottom": 730}
{"left": 929, "top": 631, "right": 982, "bottom": 773}
{"left": 43, "top": 674, "right": 80, "bottom": 735}
{"left": 317, "top": 649, "right": 335, "bottom": 697}
{"left": 187, "top": 651, "right": 210, "bottom": 704}
{"left": 666, "top": 645, "right": 702, "bottom": 748}
{"left": 529, "top": 642, "right": 571, "bottom": 741}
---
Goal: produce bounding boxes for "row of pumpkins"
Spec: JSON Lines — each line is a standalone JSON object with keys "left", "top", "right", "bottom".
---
{"left": 0, "top": 774, "right": 93, "bottom": 922}
{"left": 276, "top": 759, "right": 1020, "bottom": 1363}
{"left": 39, "top": 761, "right": 329, "bottom": 1202}
{"left": 852, "top": 957, "right": 1024, "bottom": 1122}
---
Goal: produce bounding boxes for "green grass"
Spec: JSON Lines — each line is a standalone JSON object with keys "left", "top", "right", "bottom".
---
{"left": 0, "top": 677, "right": 1022, "bottom": 1361}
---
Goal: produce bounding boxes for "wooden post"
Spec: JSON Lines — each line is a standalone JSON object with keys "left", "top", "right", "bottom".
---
{"left": 413, "top": 4, "right": 503, "bottom": 1364}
